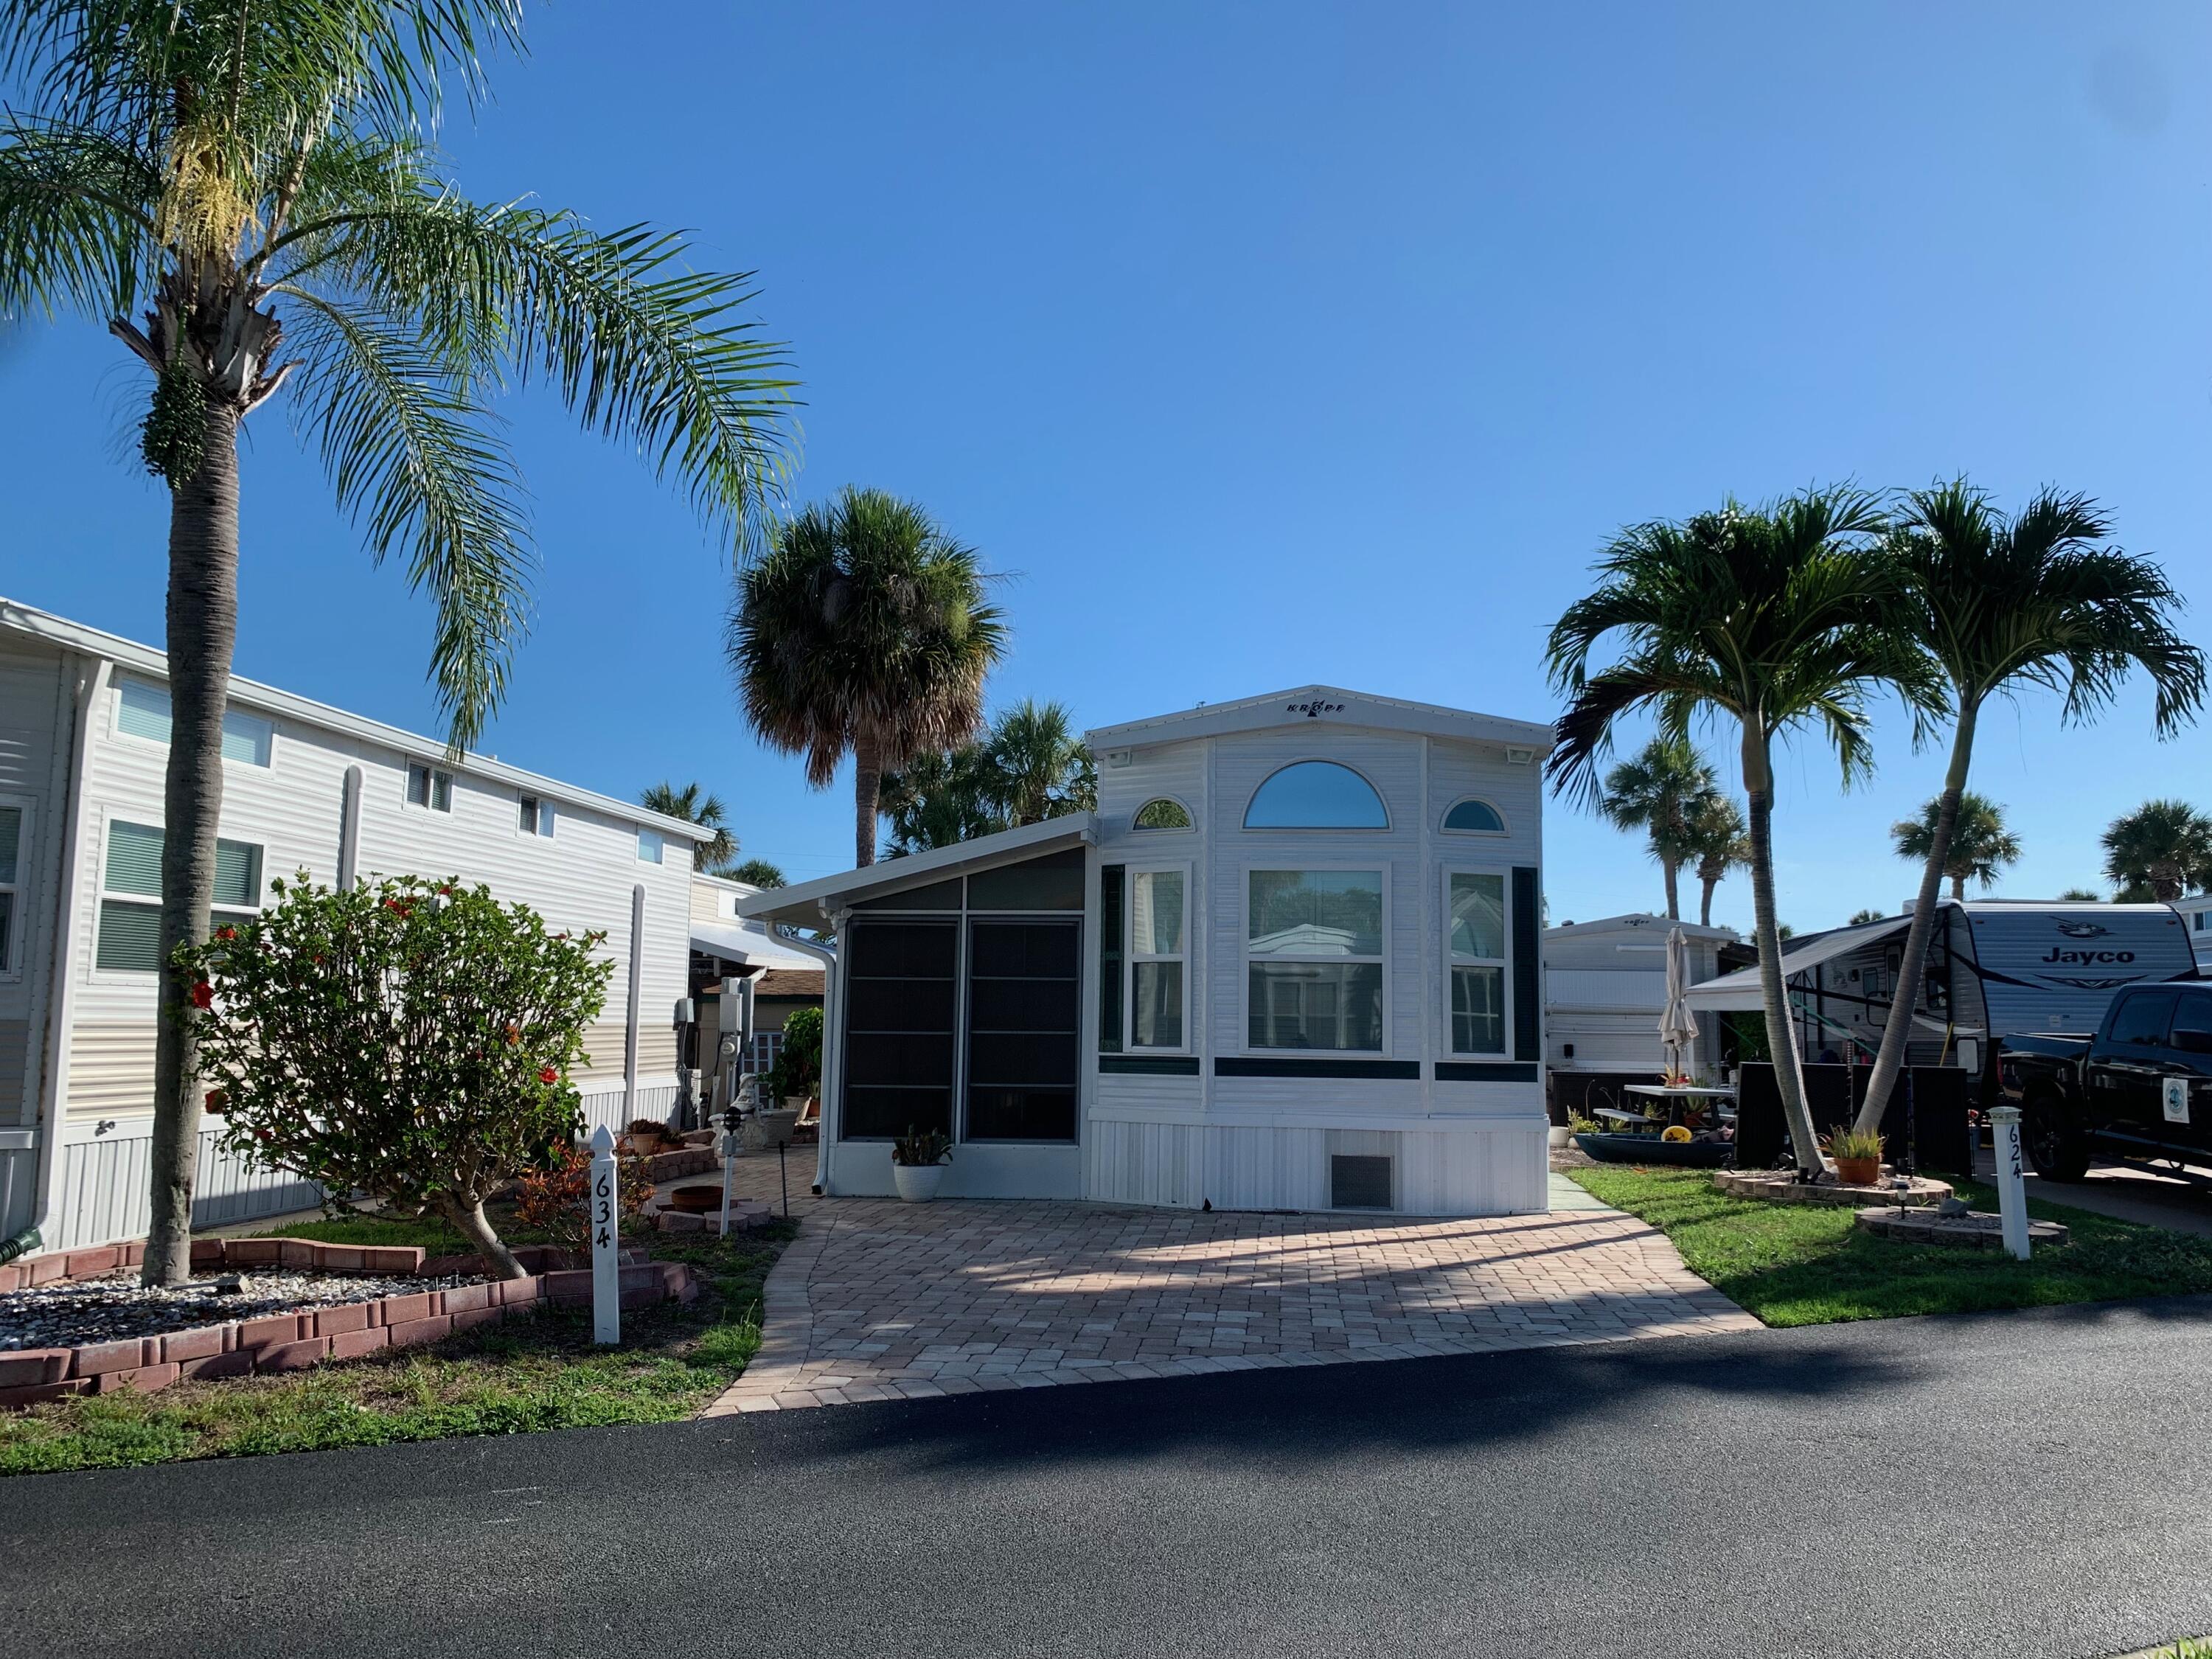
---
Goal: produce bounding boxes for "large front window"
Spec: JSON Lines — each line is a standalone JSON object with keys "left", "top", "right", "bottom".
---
{"left": 96, "top": 820, "right": 263, "bottom": 973}
{"left": 1447, "top": 871, "right": 1507, "bottom": 1054}
{"left": 1130, "top": 869, "right": 1186, "bottom": 1048}
{"left": 1246, "top": 869, "right": 1384, "bottom": 1051}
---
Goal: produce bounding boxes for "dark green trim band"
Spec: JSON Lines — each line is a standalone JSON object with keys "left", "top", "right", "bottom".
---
{"left": 1100, "top": 1054, "right": 1201, "bottom": 1076}
{"left": 1434, "top": 1061, "right": 1540, "bottom": 1082}
{"left": 1214, "top": 1057, "right": 1421, "bottom": 1080}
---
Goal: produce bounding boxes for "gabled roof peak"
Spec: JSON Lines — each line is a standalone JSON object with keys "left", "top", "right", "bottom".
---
{"left": 1084, "top": 684, "right": 1554, "bottom": 752}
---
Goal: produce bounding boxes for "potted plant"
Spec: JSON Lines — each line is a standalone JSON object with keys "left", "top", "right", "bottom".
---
{"left": 891, "top": 1126, "right": 953, "bottom": 1202}
{"left": 625, "top": 1117, "right": 665, "bottom": 1156}
{"left": 1822, "top": 1124, "right": 1885, "bottom": 1186}
{"left": 779, "top": 1008, "right": 823, "bottom": 1115}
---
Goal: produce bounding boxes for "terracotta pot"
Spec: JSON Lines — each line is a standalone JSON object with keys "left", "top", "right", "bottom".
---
{"left": 667, "top": 1184, "right": 724, "bottom": 1214}
{"left": 1835, "top": 1155, "right": 1881, "bottom": 1186}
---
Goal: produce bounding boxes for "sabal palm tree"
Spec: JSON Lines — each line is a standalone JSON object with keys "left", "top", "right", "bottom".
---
{"left": 2102, "top": 799, "right": 2212, "bottom": 902}
{"left": 1683, "top": 791, "right": 1748, "bottom": 928}
{"left": 1890, "top": 792, "right": 2020, "bottom": 900}
{"left": 1547, "top": 486, "right": 1910, "bottom": 1176}
{"left": 717, "top": 857, "right": 787, "bottom": 890}
{"left": 1597, "top": 736, "right": 1715, "bottom": 919}
{"left": 0, "top": 3, "right": 792, "bottom": 1284}
{"left": 640, "top": 782, "right": 737, "bottom": 872}
{"left": 731, "top": 487, "right": 1006, "bottom": 868}
{"left": 1854, "top": 483, "right": 2202, "bottom": 1133}
{"left": 879, "top": 743, "right": 1005, "bottom": 856}
{"left": 2056, "top": 887, "right": 2104, "bottom": 902}
{"left": 987, "top": 698, "right": 1096, "bottom": 827}
{"left": 1848, "top": 908, "right": 1887, "bottom": 925}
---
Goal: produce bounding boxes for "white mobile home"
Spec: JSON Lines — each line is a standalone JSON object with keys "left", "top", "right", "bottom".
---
{"left": 0, "top": 599, "right": 706, "bottom": 1250}
{"left": 742, "top": 686, "right": 1555, "bottom": 1217}
{"left": 1543, "top": 913, "right": 1736, "bottom": 1085}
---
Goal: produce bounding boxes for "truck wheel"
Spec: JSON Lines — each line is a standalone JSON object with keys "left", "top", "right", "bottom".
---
{"left": 2024, "top": 1099, "right": 2091, "bottom": 1183}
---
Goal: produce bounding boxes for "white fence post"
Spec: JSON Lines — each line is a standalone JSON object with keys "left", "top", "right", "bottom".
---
{"left": 588, "top": 1124, "right": 622, "bottom": 1344}
{"left": 1987, "top": 1104, "right": 2031, "bottom": 1262}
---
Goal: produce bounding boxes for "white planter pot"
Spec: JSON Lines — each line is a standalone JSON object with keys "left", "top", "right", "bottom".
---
{"left": 892, "top": 1163, "right": 947, "bottom": 1203}
{"left": 1548, "top": 1125, "right": 1573, "bottom": 1150}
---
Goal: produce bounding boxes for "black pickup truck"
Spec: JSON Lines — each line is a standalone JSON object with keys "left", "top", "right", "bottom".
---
{"left": 1998, "top": 978, "right": 2212, "bottom": 1182}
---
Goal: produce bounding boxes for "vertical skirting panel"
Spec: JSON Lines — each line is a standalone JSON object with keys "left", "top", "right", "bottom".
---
{"left": 0, "top": 1147, "right": 38, "bottom": 1235}
{"left": 53, "top": 1125, "right": 328, "bottom": 1250}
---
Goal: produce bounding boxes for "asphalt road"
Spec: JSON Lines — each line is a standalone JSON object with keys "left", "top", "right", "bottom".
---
{"left": 5, "top": 1299, "right": 2211, "bottom": 1659}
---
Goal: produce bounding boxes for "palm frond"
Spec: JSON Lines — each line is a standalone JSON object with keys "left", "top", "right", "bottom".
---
{"left": 281, "top": 292, "right": 529, "bottom": 751}
{"left": 278, "top": 191, "right": 796, "bottom": 552}
{"left": 0, "top": 115, "right": 157, "bottom": 321}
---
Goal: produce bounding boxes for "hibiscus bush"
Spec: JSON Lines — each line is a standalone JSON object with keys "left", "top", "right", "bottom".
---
{"left": 175, "top": 873, "right": 613, "bottom": 1277}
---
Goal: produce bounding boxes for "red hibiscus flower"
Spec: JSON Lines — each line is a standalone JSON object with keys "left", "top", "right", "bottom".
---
{"left": 539, "top": 1066, "right": 558, "bottom": 1085}
{"left": 204, "top": 1088, "right": 226, "bottom": 1112}
{"left": 189, "top": 980, "right": 215, "bottom": 1009}
{"left": 215, "top": 925, "right": 236, "bottom": 942}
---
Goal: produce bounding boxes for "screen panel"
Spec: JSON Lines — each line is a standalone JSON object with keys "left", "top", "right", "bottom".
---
{"left": 841, "top": 918, "right": 959, "bottom": 1139}
{"left": 966, "top": 917, "right": 1080, "bottom": 1141}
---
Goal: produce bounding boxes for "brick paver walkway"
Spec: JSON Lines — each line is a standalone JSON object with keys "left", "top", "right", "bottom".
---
{"left": 703, "top": 1176, "right": 1759, "bottom": 1414}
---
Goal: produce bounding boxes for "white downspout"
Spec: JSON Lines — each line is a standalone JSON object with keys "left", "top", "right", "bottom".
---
{"left": 784, "top": 905, "right": 844, "bottom": 1196}
{"left": 29, "top": 656, "right": 111, "bottom": 1247}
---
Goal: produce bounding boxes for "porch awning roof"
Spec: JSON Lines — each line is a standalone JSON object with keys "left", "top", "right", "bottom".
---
{"left": 1680, "top": 914, "right": 1913, "bottom": 1012}
{"left": 688, "top": 920, "right": 827, "bottom": 972}
{"left": 737, "top": 813, "right": 1098, "bottom": 930}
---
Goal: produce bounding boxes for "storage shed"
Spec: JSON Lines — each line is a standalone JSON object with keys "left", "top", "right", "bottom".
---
{"left": 740, "top": 685, "right": 1555, "bottom": 1217}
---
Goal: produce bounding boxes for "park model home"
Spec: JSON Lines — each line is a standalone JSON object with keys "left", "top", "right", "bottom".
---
{"left": 0, "top": 599, "right": 706, "bottom": 1251}
{"left": 742, "top": 686, "right": 1554, "bottom": 1215}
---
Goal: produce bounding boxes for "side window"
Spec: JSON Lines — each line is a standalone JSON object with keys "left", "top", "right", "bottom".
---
{"left": 2171, "top": 991, "right": 2212, "bottom": 1044}
{"left": 2109, "top": 990, "right": 2178, "bottom": 1048}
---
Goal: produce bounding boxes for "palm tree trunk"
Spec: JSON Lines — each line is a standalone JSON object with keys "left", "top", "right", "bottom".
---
{"left": 1741, "top": 724, "right": 1826, "bottom": 1176}
{"left": 852, "top": 734, "right": 882, "bottom": 868}
{"left": 1699, "top": 870, "right": 1717, "bottom": 928}
{"left": 1854, "top": 704, "right": 1976, "bottom": 1136}
{"left": 1662, "top": 857, "right": 1681, "bottom": 921}
{"left": 142, "top": 404, "right": 242, "bottom": 1286}
{"left": 1949, "top": 874, "right": 1965, "bottom": 900}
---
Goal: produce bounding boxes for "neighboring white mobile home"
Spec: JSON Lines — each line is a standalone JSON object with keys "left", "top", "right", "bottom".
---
{"left": 0, "top": 599, "right": 706, "bottom": 1250}
{"left": 742, "top": 685, "right": 1556, "bottom": 1217}
{"left": 1543, "top": 913, "right": 1736, "bottom": 1093}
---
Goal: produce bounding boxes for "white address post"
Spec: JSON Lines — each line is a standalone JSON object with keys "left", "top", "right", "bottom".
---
{"left": 588, "top": 1124, "right": 622, "bottom": 1345}
{"left": 1987, "top": 1104, "right": 2032, "bottom": 1262}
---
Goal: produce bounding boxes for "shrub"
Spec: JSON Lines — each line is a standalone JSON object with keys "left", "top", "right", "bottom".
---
{"left": 512, "top": 1144, "right": 655, "bottom": 1253}
{"left": 176, "top": 873, "right": 613, "bottom": 1278}
{"left": 766, "top": 1004, "right": 824, "bottom": 1104}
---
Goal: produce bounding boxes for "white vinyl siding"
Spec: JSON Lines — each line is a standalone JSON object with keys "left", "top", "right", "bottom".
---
{"left": 115, "top": 677, "right": 274, "bottom": 766}
{"left": 94, "top": 819, "right": 262, "bottom": 973}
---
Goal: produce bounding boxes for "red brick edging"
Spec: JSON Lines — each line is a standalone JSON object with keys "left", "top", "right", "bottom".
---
{"left": 0, "top": 1237, "right": 698, "bottom": 1410}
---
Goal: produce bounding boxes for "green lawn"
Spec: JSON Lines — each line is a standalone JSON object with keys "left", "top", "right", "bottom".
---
{"left": 1568, "top": 1166, "right": 2212, "bottom": 1326}
{"left": 0, "top": 1221, "right": 797, "bottom": 1477}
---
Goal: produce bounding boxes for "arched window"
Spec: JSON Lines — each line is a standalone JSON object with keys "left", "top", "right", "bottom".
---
{"left": 1441, "top": 797, "right": 1506, "bottom": 835}
{"left": 1133, "top": 797, "right": 1193, "bottom": 831}
{"left": 1244, "top": 761, "right": 1388, "bottom": 829}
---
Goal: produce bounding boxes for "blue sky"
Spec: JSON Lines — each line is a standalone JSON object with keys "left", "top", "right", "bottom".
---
{"left": 7, "top": 1, "right": 2209, "bottom": 928}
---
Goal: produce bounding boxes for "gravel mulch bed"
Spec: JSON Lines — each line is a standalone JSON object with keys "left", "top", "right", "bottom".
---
{"left": 1, "top": 1269, "right": 492, "bottom": 1352}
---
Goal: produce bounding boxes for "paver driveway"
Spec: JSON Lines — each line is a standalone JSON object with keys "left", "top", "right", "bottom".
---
{"left": 706, "top": 1176, "right": 1759, "bottom": 1413}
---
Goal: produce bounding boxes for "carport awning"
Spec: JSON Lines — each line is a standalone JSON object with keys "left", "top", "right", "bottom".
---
{"left": 1681, "top": 915, "right": 1912, "bottom": 1012}
{"left": 689, "top": 921, "right": 824, "bottom": 972}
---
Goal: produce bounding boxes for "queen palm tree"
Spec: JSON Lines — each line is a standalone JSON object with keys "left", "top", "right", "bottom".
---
{"left": 640, "top": 782, "right": 738, "bottom": 872}
{"left": 1853, "top": 484, "right": 2202, "bottom": 1133}
{"left": 729, "top": 487, "right": 1006, "bottom": 867}
{"left": 1596, "top": 737, "right": 1714, "bottom": 919}
{"left": 2101, "top": 799, "right": 2212, "bottom": 902}
{"left": 1547, "top": 486, "right": 1911, "bottom": 1176}
{"left": 1683, "top": 790, "right": 1747, "bottom": 928}
{"left": 0, "top": 3, "right": 792, "bottom": 1284}
{"left": 1890, "top": 792, "right": 2020, "bottom": 900}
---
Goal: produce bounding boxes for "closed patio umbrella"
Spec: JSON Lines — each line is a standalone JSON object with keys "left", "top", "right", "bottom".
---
{"left": 1658, "top": 925, "right": 1700, "bottom": 1082}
